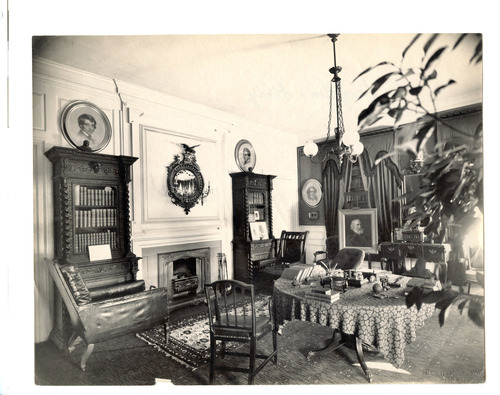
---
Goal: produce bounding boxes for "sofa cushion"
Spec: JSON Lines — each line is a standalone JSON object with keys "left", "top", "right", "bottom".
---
{"left": 61, "top": 265, "right": 92, "bottom": 305}
{"left": 89, "top": 280, "right": 146, "bottom": 302}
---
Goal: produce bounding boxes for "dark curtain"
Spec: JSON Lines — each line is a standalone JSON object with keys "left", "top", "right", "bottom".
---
{"left": 359, "top": 150, "right": 403, "bottom": 242}
{"left": 322, "top": 157, "right": 350, "bottom": 237}
{"left": 322, "top": 130, "right": 403, "bottom": 243}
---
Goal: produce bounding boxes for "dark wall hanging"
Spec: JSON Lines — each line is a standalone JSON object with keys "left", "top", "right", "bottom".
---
{"left": 166, "top": 143, "right": 210, "bottom": 215}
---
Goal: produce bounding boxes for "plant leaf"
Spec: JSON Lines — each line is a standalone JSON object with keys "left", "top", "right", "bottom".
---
{"left": 409, "top": 86, "right": 423, "bottom": 96}
{"left": 438, "top": 304, "right": 452, "bottom": 327}
{"left": 424, "top": 46, "right": 448, "bottom": 72}
{"left": 370, "top": 72, "right": 398, "bottom": 95}
{"left": 453, "top": 34, "right": 467, "bottom": 50}
{"left": 423, "top": 33, "right": 439, "bottom": 54}
{"left": 434, "top": 79, "right": 456, "bottom": 96}
{"left": 415, "top": 122, "right": 436, "bottom": 152}
{"left": 468, "top": 299, "right": 485, "bottom": 328}
{"left": 402, "top": 34, "right": 421, "bottom": 59}
{"left": 471, "top": 40, "right": 482, "bottom": 64}
{"left": 352, "top": 61, "right": 396, "bottom": 83}
{"left": 357, "top": 93, "right": 390, "bottom": 126}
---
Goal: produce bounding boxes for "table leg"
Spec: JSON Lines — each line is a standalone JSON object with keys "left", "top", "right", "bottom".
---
{"left": 306, "top": 329, "right": 344, "bottom": 360}
{"left": 355, "top": 337, "right": 373, "bottom": 382}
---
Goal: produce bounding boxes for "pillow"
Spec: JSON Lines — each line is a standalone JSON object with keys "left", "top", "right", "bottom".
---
{"left": 61, "top": 265, "right": 92, "bottom": 305}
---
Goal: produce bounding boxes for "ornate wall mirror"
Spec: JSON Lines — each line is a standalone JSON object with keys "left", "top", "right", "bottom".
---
{"left": 166, "top": 144, "right": 210, "bottom": 215}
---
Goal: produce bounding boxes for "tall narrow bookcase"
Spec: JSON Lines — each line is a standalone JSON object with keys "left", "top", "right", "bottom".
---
{"left": 230, "top": 172, "right": 276, "bottom": 284}
{"left": 44, "top": 146, "right": 139, "bottom": 350}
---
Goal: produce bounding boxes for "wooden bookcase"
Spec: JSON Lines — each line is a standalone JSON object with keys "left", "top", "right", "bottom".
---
{"left": 230, "top": 172, "right": 276, "bottom": 284}
{"left": 44, "top": 146, "right": 139, "bottom": 349}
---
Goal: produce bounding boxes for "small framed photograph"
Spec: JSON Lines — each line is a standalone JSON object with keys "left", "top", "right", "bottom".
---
{"left": 235, "top": 139, "right": 256, "bottom": 172}
{"left": 254, "top": 210, "right": 260, "bottom": 221}
{"left": 60, "top": 100, "right": 112, "bottom": 152}
{"left": 339, "top": 208, "right": 378, "bottom": 253}
{"left": 301, "top": 179, "right": 322, "bottom": 208}
{"left": 250, "top": 222, "right": 269, "bottom": 241}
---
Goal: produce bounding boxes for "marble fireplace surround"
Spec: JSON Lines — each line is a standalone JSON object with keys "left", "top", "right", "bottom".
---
{"left": 134, "top": 239, "right": 222, "bottom": 310}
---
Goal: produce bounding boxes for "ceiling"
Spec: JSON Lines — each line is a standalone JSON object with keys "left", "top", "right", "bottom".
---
{"left": 32, "top": 33, "right": 483, "bottom": 140}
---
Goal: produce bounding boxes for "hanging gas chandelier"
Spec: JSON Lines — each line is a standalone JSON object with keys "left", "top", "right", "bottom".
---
{"left": 303, "top": 34, "right": 363, "bottom": 164}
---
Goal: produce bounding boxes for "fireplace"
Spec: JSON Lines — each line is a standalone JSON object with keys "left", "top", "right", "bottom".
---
{"left": 158, "top": 247, "right": 210, "bottom": 310}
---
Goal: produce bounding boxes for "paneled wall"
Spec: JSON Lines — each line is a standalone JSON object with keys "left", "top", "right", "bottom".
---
{"left": 33, "top": 58, "right": 299, "bottom": 342}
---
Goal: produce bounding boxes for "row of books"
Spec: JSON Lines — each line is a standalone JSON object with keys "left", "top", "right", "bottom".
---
{"left": 74, "top": 231, "right": 118, "bottom": 253}
{"left": 304, "top": 286, "right": 341, "bottom": 303}
{"left": 248, "top": 192, "right": 265, "bottom": 205}
{"left": 75, "top": 208, "right": 117, "bottom": 228}
{"left": 74, "top": 185, "right": 116, "bottom": 207}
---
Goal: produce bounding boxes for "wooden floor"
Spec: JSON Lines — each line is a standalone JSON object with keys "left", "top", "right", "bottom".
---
{"left": 34, "top": 283, "right": 486, "bottom": 388}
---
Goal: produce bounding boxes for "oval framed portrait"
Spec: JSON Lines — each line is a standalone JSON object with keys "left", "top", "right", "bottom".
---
{"left": 60, "top": 100, "right": 112, "bottom": 152}
{"left": 235, "top": 139, "right": 256, "bottom": 172}
{"left": 302, "top": 179, "right": 322, "bottom": 208}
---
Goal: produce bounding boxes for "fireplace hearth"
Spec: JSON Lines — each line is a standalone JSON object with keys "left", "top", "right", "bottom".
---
{"left": 158, "top": 247, "right": 210, "bottom": 311}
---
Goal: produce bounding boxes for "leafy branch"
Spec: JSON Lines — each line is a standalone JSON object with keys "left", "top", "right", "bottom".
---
{"left": 355, "top": 33, "right": 483, "bottom": 242}
{"left": 355, "top": 33, "right": 484, "bottom": 326}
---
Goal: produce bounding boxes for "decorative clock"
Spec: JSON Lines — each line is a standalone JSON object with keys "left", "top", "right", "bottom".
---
{"left": 166, "top": 144, "right": 210, "bottom": 215}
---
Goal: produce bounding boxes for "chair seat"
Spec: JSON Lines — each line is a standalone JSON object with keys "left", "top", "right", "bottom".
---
{"left": 213, "top": 315, "right": 272, "bottom": 339}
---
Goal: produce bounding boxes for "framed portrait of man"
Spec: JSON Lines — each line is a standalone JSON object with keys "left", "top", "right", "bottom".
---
{"left": 60, "top": 100, "right": 112, "bottom": 152}
{"left": 234, "top": 139, "right": 256, "bottom": 172}
{"left": 338, "top": 208, "right": 378, "bottom": 253}
{"left": 301, "top": 179, "right": 322, "bottom": 208}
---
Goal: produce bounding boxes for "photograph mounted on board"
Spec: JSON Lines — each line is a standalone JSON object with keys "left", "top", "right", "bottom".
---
{"left": 339, "top": 208, "right": 378, "bottom": 253}
{"left": 250, "top": 222, "right": 269, "bottom": 241}
{"left": 60, "top": 100, "right": 112, "bottom": 152}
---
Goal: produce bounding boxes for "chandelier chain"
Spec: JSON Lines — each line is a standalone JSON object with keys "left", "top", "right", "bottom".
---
{"left": 326, "top": 81, "right": 333, "bottom": 141}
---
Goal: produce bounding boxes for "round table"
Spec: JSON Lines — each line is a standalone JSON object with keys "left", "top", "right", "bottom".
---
{"left": 273, "top": 278, "right": 436, "bottom": 381}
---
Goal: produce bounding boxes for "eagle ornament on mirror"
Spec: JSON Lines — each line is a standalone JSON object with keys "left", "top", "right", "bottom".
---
{"left": 166, "top": 143, "right": 210, "bottom": 215}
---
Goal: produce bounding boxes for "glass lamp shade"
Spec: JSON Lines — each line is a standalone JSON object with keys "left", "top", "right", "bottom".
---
{"left": 341, "top": 130, "right": 360, "bottom": 147}
{"left": 303, "top": 141, "right": 319, "bottom": 157}
{"left": 352, "top": 141, "right": 364, "bottom": 155}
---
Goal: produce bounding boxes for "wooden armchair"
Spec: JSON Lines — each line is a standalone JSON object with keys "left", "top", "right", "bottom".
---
{"left": 258, "top": 230, "right": 309, "bottom": 289}
{"left": 204, "top": 279, "right": 278, "bottom": 384}
{"left": 46, "top": 259, "right": 169, "bottom": 371}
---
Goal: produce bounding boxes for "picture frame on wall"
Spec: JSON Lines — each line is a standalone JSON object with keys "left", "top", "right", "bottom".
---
{"left": 60, "top": 100, "right": 112, "bottom": 152}
{"left": 338, "top": 208, "right": 378, "bottom": 254}
{"left": 235, "top": 139, "right": 256, "bottom": 172}
{"left": 301, "top": 178, "right": 322, "bottom": 208}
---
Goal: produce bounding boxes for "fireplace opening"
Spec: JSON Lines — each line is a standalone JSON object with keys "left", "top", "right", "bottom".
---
{"left": 172, "top": 257, "right": 199, "bottom": 297}
{"left": 158, "top": 246, "right": 211, "bottom": 311}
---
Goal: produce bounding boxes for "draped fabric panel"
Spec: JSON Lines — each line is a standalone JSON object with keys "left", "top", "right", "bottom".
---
{"left": 363, "top": 151, "right": 403, "bottom": 242}
{"left": 322, "top": 130, "right": 403, "bottom": 243}
{"left": 322, "top": 158, "right": 349, "bottom": 238}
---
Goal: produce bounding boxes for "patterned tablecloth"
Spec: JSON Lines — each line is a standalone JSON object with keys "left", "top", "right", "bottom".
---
{"left": 273, "top": 278, "right": 436, "bottom": 367}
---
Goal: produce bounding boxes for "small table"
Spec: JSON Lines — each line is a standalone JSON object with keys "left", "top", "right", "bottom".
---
{"left": 273, "top": 278, "right": 435, "bottom": 382}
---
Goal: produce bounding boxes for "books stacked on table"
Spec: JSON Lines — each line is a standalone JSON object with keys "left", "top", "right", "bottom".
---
{"left": 280, "top": 263, "right": 316, "bottom": 282}
{"left": 304, "top": 286, "right": 341, "bottom": 303}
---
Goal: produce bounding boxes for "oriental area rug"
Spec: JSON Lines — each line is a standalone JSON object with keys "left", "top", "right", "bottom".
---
{"left": 136, "top": 296, "right": 270, "bottom": 369}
